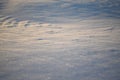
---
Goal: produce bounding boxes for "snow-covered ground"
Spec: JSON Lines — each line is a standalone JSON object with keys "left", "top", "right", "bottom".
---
{"left": 0, "top": 15, "right": 120, "bottom": 80}
{"left": 0, "top": 0, "right": 120, "bottom": 80}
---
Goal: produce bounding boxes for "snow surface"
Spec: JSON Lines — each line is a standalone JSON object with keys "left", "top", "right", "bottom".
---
{"left": 0, "top": 15, "right": 120, "bottom": 80}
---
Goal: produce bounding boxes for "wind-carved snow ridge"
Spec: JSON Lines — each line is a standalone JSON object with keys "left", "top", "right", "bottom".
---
{"left": 0, "top": 15, "right": 120, "bottom": 51}
{"left": 0, "top": 15, "right": 51, "bottom": 28}
{"left": 0, "top": 15, "right": 72, "bottom": 50}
